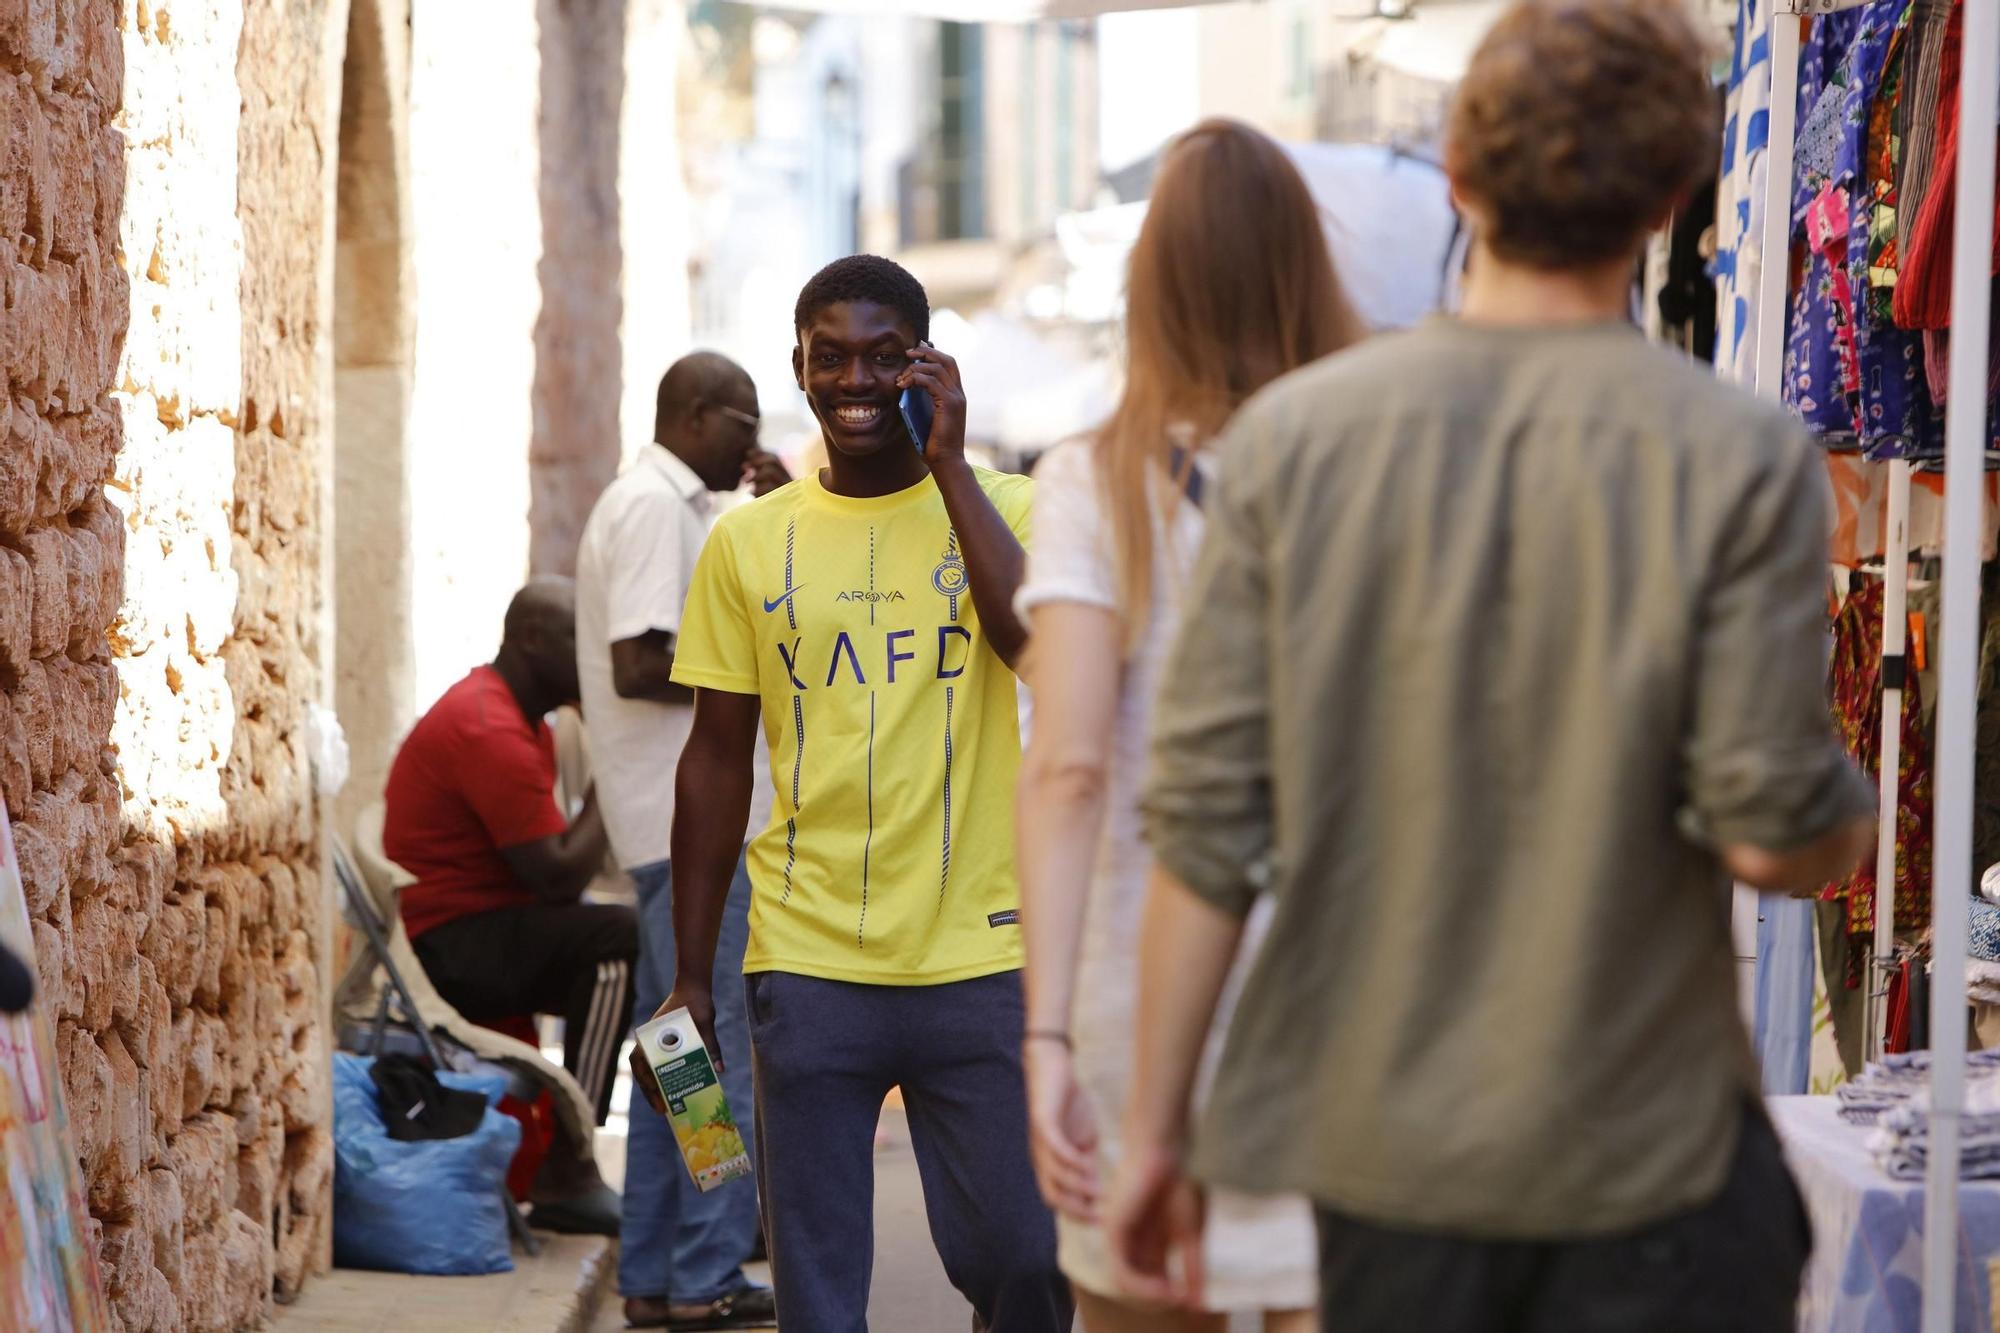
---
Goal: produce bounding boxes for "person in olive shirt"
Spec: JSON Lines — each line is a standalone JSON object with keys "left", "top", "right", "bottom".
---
{"left": 1107, "top": 3, "right": 1874, "bottom": 1330}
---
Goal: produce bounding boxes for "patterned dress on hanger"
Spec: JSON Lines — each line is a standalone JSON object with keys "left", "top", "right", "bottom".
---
{"left": 1824, "top": 578, "right": 1933, "bottom": 980}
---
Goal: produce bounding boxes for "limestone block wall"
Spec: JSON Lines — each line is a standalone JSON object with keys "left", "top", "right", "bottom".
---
{"left": 230, "top": 0, "right": 340, "bottom": 1301}
{"left": 4, "top": 1, "right": 338, "bottom": 1327}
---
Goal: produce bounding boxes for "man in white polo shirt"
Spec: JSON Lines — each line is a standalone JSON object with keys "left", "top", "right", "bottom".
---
{"left": 576, "top": 352, "right": 787, "bottom": 1331}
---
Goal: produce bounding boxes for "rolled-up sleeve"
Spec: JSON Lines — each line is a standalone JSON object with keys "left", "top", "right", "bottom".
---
{"left": 1683, "top": 430, "right": 1874, "bottom": 852}
{"left": 1140, "top": 414, "right": 1275, "bottom": 919}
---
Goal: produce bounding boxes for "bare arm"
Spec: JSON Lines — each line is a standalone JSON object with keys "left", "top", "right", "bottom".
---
{"left": 611, "top": 630, "right": 694, "bottom": 704}
{"left": 632, "top": 686, "right": 759, "bottom": 1110}
{"left": 1016, "top": 602, "right": 1123, "bottom": 1218}
{"left": 1016, "top": 602, "right": 1122, "bottom": 1038}
{"left": 497, "top": 786, "right": 608, "bottom": 905}
{"left": 901, "top": 343, "right": 1029, "bottom": 666}
{"left": 1107, "top": 865, "right": 1246, "bottom": 1306}
{"left": 1123, "top": 867, "right": 1243, "bottom": 1153}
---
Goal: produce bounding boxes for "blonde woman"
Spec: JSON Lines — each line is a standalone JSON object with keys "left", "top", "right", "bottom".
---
{"left": 1013, "top": 119, "right": 1362, "bottom": 1332}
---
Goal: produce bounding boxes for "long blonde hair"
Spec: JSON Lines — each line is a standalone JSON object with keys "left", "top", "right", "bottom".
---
{"left": 1094, "top": 119, "right": 1361, "bottom": 646}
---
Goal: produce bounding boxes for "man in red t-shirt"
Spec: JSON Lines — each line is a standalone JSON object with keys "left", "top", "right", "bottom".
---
{"left": 383, "top": 578, "right": 635, "bottom": 1168}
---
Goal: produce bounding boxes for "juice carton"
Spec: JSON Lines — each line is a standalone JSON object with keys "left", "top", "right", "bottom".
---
{"left": 635, "top": 1007, "right": 753, "bottom": 1192}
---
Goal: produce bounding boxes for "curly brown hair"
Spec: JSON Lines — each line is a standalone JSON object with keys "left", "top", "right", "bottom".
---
{"left": 1445, "top": 0, "right": 1720, "bottom": 269}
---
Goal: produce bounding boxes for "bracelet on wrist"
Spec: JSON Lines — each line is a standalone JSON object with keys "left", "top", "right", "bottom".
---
{"left": 1023, "top": 1029, "right": 1073, "bottom": 1049}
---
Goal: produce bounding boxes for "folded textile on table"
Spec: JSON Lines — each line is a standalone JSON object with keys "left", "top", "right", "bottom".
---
{"left": 1972, "top": 896, "right": 2000, "bottom": 961}
{"left": 1866, "top": 1108, "right": 2000, "bottom": 1181}
{"left": 1837, "top": 1050, "right": 2000, "bottom": 1124}
{"left": 1859, "top": 1064, "right": 2000, "bottom": 1180}
{"left": 1868, "top": 1091, "right": 2000, "bottom": 1181}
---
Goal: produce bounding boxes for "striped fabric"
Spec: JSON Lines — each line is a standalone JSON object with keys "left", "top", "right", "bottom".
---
{"left": 1892, "top": 0, "right": 1953, "bottom": 262}
{"left": 1715, "top": 0, "right": 1774, "bottom": 386}
{"left": 575, "top": 958, "right": 630, "bottom": 1115}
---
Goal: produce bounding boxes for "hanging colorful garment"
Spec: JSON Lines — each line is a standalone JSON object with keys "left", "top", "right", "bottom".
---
{"left": 1787, "top": 256, "right": 1863, "bottom": 440}
{"left": 1839, "top": 0, "right": 1940, "bottom": 456}
{"left": 1894, "top": 0, "right": 2000, "bottom": 331}
{"left": 1784, "top": 4, "right": 1938, "bottom": 451}
{"left": 1921, "top": 304, "right": 2000, "bottom": 414}
{"left": 1824, "top": 578, "right": 1934, "bottom": 976}
{"left": 1973, "top": 562, "right": 2000, "bottom": 879}
{"left": 1790, "top": 10, "right": 1859, "bottom": 220}
{"left": 1892, "top": 0, "right": 1953, "bottom": 275}
{"left": 1863, "top": 1, "right": 1911, "bottom": 320}
{"left": 1805, "top": 186, "right": 1863, "bottom": 414}
{"left": 1788, "top": 60, "right": 1865, "bottom": 440}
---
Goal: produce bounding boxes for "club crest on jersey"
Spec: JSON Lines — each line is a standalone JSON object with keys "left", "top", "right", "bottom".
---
{"left": 932, "top": 551, "right": 968, "bottom": 598}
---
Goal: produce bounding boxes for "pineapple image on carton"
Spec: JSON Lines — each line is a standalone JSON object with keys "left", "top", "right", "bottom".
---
{"left": 635, "top": 1008, "right": 753, "bottom": 1191}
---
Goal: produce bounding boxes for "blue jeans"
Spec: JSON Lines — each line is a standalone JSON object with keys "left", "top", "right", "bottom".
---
{"left": 619, "top": 853, "right": 759, "bottom": 1304}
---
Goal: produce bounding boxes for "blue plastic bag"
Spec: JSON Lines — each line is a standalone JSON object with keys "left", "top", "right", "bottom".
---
{"left": 331, "top": 1052, "right": 522, "bottom": 1275}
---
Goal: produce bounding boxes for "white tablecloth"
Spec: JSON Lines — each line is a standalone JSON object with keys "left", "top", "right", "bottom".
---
{"left": 1771, "top": 1095, "right": 2000, "bottom": 1332}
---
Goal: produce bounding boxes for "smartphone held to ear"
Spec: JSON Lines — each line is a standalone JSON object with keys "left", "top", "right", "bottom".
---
{"left": 899, "top": 385, "right": 934, "bottom": 453}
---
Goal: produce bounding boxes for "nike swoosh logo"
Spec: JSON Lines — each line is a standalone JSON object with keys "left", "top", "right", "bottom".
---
{"left": 763, "top": 586, "right": 802, "bottom": 613}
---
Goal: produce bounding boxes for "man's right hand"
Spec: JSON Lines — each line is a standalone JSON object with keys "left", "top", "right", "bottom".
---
{"left": 626, "top": 979, "right": 719, "bottom": 1118}
{"left": 744, "top": 448, "right": 792, "bottom": 498}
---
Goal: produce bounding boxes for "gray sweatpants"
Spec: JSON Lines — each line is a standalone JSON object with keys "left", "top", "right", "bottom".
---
{"left": 745, "top": 969, "right": 1073, "bottom": 1333}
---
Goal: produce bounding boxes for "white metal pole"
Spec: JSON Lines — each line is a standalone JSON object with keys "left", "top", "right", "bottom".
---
{"left": 1870, "top": 460, "right": 1912, "bottom": 1062}
{"left": 1920, "top": 0, "right": 1997, "bottom": 1325}
{"left": 1754, "top": 15, "right": 1801, "bottom": 405}
{"left": 1741, "top": 4, "right": 1804, "bottom": 1079}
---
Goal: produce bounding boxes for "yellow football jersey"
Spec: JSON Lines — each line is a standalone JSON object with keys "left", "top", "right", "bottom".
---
{"left": 672, "top": 467, "right": 1034, "bottom": 985}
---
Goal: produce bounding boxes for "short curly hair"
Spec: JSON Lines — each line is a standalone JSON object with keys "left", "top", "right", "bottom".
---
{"left": 1445, "top": 0, "right": 1719, "bottom": 269}
{"left": 794, "top": 255, "right": 931, "bottom": 344}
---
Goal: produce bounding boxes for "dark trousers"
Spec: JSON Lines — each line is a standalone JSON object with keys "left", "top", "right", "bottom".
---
{"left": 745, "top": 969, "right": 1072, "bottom": 1333}
{"left": 413, "top": 901, "right": 637, "bottom": 1124}
{"left": 1314, "top": 1104, "right": 1810, "bottom": 1333}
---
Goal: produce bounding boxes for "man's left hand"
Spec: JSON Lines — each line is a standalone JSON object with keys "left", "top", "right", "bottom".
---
{"left": 1106, "top": 1136, "right": 1207, "bottom": 1310}
{"left": 898, "top": 342, "right": 968, "bottom": 468}
{"left": 744, "top": 448, "right": 792, "bottom": 497}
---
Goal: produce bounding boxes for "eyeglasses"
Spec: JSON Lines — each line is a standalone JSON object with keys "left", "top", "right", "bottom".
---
{"left": 711, "top": 403, "right": 761, "bottom": 433}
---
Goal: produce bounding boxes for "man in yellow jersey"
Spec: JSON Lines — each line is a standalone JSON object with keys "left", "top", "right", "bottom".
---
{"left": 632, "top": 256, "right": 1071, "bottom": 1331}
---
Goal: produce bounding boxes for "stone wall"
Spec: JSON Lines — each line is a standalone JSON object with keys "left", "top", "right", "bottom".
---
{"left": 231, "top": 0, "right": 340, "bottom": 1303}
{"left": 3, "top": 1, "right": 338, "bottom": 1327}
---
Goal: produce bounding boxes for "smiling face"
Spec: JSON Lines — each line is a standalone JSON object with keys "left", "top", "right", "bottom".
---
{"left": 793, "top": 300, "right": 919, "bottom": 460}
